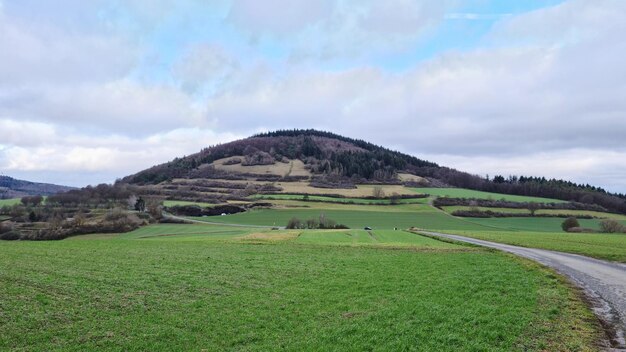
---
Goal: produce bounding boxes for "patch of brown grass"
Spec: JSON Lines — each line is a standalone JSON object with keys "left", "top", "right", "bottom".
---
{"left": 237, "top": 231, "right": 300, "bottom": 242}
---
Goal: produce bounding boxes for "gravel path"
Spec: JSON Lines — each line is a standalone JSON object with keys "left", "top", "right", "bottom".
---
{"left": 422, "top": 231, "right": 626, "bottom": 350}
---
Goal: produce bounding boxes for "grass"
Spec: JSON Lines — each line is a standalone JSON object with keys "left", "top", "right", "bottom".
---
{"left": 463, "top": 217, "right": 626, "bottom": 232}
{"left": 163, "top": 200, "right": 221, "bottom": 208}
{"left": 444, "top": 230, "right": 626, "bottom": 263}
{"left": 442, "top": 206, "right": 626, "bottom": 220}
{"left": 411, "top": 188, "right": 565, "bottom": 203}
{"left": 0, "top": 198, "right": 21, "bottom": 207}
{"left": 0, "top": 225, "right": 599, "bottom": 351}
{"left": 295, "top": 229, "right": 462, "bottom": 248}
{"left": 190, "top": 208, "right": 496, "bottom": 231}
{"left": 213, "top": 157, "right": 312, "bottom": 177}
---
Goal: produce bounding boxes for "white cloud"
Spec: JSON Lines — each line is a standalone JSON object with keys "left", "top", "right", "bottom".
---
{"left": 172, "top": 44, "right": 239, "bottom": 94}
{"left": 0, "top": 7, "right": 137, "bottom": 86}
{"left": 0, "top": 80, "right": 206, "bottom": 135}
{"left": 0, "top": 118, "right": 241, "bottom": 185}
{"left": 228, "top": 0, "right": 333, "bottom": 34}
{"left": 228, "top": 0, "right": 451, "bottom": 59}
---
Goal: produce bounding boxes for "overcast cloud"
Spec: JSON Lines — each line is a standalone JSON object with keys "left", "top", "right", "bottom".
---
{"left": 1, "top": 0, "right": 625, "bottom": 192}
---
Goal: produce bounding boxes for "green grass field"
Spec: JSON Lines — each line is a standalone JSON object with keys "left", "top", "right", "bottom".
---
{"left": 0, "top": 224, "right": 599, "bottom": 351}
{"left": 444, "top": 230, "right": 626, "bottom": 263}
{"left": 190, "top": 208, "right": 495, "bottom": 231}
{"left": 295, "top": 229, "right": 462, "bottom": 248}
{"left": 163, "top": 200, "right": 220, "bottom": 208}
{"left": 0, "top": 198, "right": 21, "bottom": 207}
{"left": 411, "top": 188, "right": 564, "bottom": 203}
{"left": 463, "top": 217, "right": 626, "bottom": 232}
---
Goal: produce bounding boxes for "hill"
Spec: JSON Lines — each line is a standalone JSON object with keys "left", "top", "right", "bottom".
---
{"left": 120, "top": 129, "right": 626, "bottom": 214}
{"left": 0, "top": 175, "right": 75, "bottom": 199}
{"left": 122, "top": 129, "right": 438, "bottom": 184}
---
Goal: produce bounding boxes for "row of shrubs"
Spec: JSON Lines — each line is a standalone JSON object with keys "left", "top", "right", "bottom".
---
{"left": 165, "top": 203, "right": 272, "bottom": 217}
{"left": 263, "top": 192, "right": 429, "bottom": 200}
{"left": 0, "top": 209, "right": 150, "bottom": 241}
{"left": 286, "top": 215, "right": 349, "bottom": 230}
{"left": 434, "top": 197, "right": 609, "bottom": 212}
{"left": 561, "top": 217, "right": 626, "bottom": 233}
{"left": 452, "top": 209, "right": 595, "bottom": 219}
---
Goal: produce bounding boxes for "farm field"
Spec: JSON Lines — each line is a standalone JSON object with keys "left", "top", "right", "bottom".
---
{"left": 411, "top": 188, "right": 564, "bottom": 203}
{"left": 212, "top": 157, "right": 312, "bottom": 177}
{"left": 442, "top": 206, "right": 626, "bottom": 220}
{"left": 0, "top": 198, "right": 21, "bottom": 207}
{"left": 190, "top": 208, "right": 495, "bottom": 231}
{"left": 0, "top": 224, "right": 599, "bottom": 351}
{"left": 163, "top": 200, "right": 228, "bottom": 208}
{"left": 295, "top": 229, "right": 461, "bottom": 248}
{"left": 464, "top": 217, "right": 626, "bottom": 233}
{"left": 442, "top": 230, "right": 626, "bottom": 263}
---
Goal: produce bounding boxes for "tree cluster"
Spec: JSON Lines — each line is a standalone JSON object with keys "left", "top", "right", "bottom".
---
{"left": 286, "top": 214, "right": 349, "bottom": 230}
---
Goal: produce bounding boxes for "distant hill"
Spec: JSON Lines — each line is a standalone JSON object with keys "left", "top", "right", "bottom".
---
{"left": 120, "top": 129, "right": 626, "bottom": 214}
{"left": 0, "top": 175, "right": 75, "bottom": 199}
{"left": 123, "top": 129, "right": 438, "bottom": 184}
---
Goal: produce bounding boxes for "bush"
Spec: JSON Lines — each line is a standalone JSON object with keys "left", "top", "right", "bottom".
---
{"left": 561, "top": 217, "right": 580, "bottom": 232}
{"left": 0, "top": 222, "right": 13, "bottom": 234}
{"left": 285, "top": 216, "right": 349, "bottom": 230}
{"left": 286, "top": 217, "right": 302, "bottom": 229}
{"left": 599, "top": 219, "right": 625, "bottom": 233}
{"left": 0, "top": 231, "right": 20, "bottom": 240}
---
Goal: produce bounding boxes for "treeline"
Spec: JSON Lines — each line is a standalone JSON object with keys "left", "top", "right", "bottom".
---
{"left": 433, "top": 197, "right": 610, "bottom": 213}
{"left": 47, "top": 184, "right": 133, "bottom": 208}
{"left": 415, "top": 167, "right": 626, "bottom": 214}
{"left": 286, "top": 214, "right": 349, "bottom": 230}
{"left": 450, "top": 209, "right": 596, "bottom": 219}
{"left": 0, "top": 184, "right": 164, "bottom": 241}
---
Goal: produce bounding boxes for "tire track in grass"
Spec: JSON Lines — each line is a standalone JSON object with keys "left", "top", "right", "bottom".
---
{"left": 367, "top": 231, "right": 378, "bottom": 242}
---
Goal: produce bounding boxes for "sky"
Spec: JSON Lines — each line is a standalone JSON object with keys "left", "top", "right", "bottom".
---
{"left": 1, "top": 0, "right": 626, "bottom": 192}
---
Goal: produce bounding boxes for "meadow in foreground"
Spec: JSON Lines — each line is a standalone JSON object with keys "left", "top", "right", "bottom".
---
{"left": 0, "top": 224, "right": 600, "bottom": 351}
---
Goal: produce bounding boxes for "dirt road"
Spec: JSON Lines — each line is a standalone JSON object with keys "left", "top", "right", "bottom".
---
{"left": 421, "top": 231, "right": 626, "bottom": 350}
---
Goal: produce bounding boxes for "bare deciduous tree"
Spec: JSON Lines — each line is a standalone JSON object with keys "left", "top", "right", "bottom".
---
{"left": 527, "top": 202, "right": 540, "bottom": 216}
{"left": 373, "top": 186, "right": 385, "bottom": 199}
{"left": 599, "top": 219, "right": 625, "bottom": 233}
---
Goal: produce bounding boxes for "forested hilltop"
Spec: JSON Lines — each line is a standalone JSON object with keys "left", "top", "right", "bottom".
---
{"left": 120, "top": 129, "right": 626, "bottom": 214}
{"left": 0, "top": 176, "right": 74, "bottom": 199}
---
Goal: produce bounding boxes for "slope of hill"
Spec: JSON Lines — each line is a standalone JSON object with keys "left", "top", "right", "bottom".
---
{"left": 122, "top": 129, "right": 438, "bottom": 185}
{"left": 119, "top": 129, "right": 626, "bottom": 214}
{"left": 0, "top": 175, "right": 74, "bottom": 199}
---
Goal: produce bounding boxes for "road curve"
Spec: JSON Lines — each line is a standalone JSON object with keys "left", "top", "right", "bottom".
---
{"left": 421, "top": 231, "right": 626, "bottom": 350}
